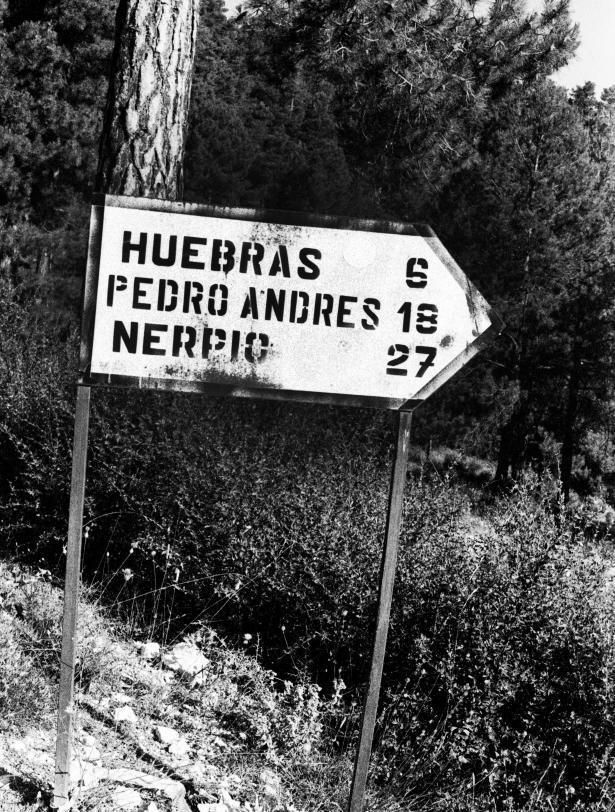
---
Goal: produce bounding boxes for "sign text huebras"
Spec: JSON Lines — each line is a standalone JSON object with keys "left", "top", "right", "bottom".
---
{"left": 86, "top": 201, "right": 493, "bottom": 405}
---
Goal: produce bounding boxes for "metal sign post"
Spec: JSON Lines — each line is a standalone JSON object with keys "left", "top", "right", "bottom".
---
{"left": 53, "top": 385, "right": 90, "bottom": 809}
{"left": 349, "top": 410, "right": 412, "bottom": 812}
{"left": 54, "top": 195, "right": 501, "bottom": 809}
{"left": 53, "top": 198, "right": 103, "bottom": 809}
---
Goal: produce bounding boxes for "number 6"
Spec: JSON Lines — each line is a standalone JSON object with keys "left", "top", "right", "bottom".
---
{"left": 406, "top": 258, "right": 428, "bottom": 289}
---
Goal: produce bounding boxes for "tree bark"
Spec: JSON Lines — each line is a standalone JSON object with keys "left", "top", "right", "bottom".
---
{"left": 96, "top": 0, "right": 200, "bottom": 200}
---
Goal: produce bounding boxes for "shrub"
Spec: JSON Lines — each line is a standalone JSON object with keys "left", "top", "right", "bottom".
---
{"left": 0, "top": 279, "right": 76, "bottom": 563}
{"left": 373, "top": 478, "right": 615, "bottom": 810}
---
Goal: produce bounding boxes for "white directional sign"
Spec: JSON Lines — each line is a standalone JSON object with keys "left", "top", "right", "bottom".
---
{"left": 80, "top": 195, "right": 501, "bottom": 410}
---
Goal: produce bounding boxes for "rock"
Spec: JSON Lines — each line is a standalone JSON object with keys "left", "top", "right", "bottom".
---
{"left": 141, "top": 641, "right": 160, "bottom": 659}
{"left": 168, "top": 737, "right": 191, "bottom": 758}
{"left": 155, "top": 725, "right": 179, "bottom": 745}
{"left": 111, "top": 787, "right": 142, "bottom": 810}
{"left": 146, "top": 804, "right": 160, "bottom": 812}
{"left": 187, "top": 761, "right": 217, "bottom": 786}
{"left": 114, "top": 705, "right": 137, "bottom": 725}
{"left": 108, "top": 767, "right": 191, "bottom": 812}
{"left": 197, "top": 805, "right": 228, "bottom": 812}
{"left": 162, "top": 641, "right": 209, "bottom": 683}
{"left": 111, "top": 692, "right": 134, "bottom": 705}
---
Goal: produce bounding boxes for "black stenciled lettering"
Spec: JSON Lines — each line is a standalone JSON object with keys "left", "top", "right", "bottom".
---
{"left": 181, "top": 236, "right": 207, "bottom": 270}
{"left": 239, "top": 242, "right": 264, "bottom": 274}
{"left": 361, "top": 297, "right": 380, "bottom": 330}
{"left": 211, "top": 239, "right": 236, "bottom": 273}
{"left": 416, "top": 303, "right": 438, "bottom": 334}
{"left": 107, "top": 274, "right": 128, "bottom": 307}
{"left": 264, "top": 288, "right": 286, "bottom": 321}
{"left": 157, "top": 279, "right": 178, "bottom": 312}
{"left": 202, "top": 328, "right": 226, "bottom": 358}
{"left": 143, "top": 323, "right": 167, "bottom": 356}
{"left": 289, "top": 290, "right": 309, "bottom": 323}
{"left": 406, "top": 257, "right": 428, "bottom": 289}
{"left": 240, "top": 287, "right": 259, "bottom": 318}
{"left": 208, "top": 284, "right": 228, "bottom": 316}
{"left": 183, "top": 281, "right": 203, "bottom": 314}
{"left": 416, "top": 346, "right": 437, "bottom": 377}
{"left": 386, "top": 344, "right": 409, "bottom": 376}
{"left": 336, "top": 295, "right": 357, "bottom": 328}
{"left": 231, "top": 330, "right": 241, "bottom": 361}
{"left": 122, "top": 231, "right": 147, "bottom": 264}
{"left": 112, "top": 320, "right": 138, "bottom": 353}
{"left": 152, "top": 233, "right": 177, "bottom": 267}
{"left": 172, "top": 325, "right": 197, "bottom": 357}
{"left": 297, "top": 248, "right": 321, "bottom": 280}
{"left": 245, "top": 332, "right": 270, "bottom": 362}
{"left": 132, "top": 277, "right": 153, "bottom": 310}
{"left": 268, "top": 246, "right": 290, "bottom": 277}
{"left": 313, "top": 292, "right": 334, "bottom": 326}
{"left": 398, "top": 302, "right": 412, "bottom": 332}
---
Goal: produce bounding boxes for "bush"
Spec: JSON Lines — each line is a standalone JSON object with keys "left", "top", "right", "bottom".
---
{"left": 0, "top": 279, "right": 77, "bottom": 564}
{"left": 373, "top": 478, "right": 615, "bottom": 810}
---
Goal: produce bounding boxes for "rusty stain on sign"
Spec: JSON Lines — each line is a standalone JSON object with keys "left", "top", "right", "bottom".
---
{"left": 80, "top": 195, "right": 502, "bottom": 410}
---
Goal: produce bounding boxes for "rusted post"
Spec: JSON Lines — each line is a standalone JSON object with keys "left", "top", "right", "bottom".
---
{"left": 53, "top": 387, "right": 91, "bottom": 808}
{"left": 348, "top": 410, "right": 412, "bottom": 812}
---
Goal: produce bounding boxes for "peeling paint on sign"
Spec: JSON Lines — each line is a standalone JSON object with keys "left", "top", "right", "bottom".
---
{"left": 80, "top": 196, "right": 501, "bottom": 410}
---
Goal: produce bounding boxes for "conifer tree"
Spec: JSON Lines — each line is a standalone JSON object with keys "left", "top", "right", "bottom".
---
{"left": 431, "top": 79, "right": 615, "bottom": 489}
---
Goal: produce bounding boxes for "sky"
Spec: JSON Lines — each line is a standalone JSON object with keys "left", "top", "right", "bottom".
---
{"left": 553, "top": 0, "right": 615, "bottom": 94}
{"left": 224, "top": 0, "right": 615, "bottom": 94}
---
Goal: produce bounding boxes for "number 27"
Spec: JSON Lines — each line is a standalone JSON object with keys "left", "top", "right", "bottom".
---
{"left": 386, "top": 345, "right": 437, "bottom": 377}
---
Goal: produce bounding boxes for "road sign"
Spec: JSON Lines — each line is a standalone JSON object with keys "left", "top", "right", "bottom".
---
{"left": 80, "top": 195, "right": 501, "bottom": 410}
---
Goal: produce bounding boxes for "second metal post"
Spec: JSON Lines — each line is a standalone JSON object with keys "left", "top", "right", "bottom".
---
{"left": 348, "top": 409, "right": 413, "bottom": 812}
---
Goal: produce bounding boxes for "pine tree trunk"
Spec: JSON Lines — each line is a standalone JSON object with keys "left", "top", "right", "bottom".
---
{"left": 96, "top": 0, "right": 200, "bottom": 200}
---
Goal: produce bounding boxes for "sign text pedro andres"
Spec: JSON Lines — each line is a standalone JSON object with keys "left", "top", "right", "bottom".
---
{"left": 81, "top": 196, "right": 498, "bottom": 410}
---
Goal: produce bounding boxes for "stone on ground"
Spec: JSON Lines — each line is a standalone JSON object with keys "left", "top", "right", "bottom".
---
{"left": 111, "top": 786, "right": 142, "bottom": 809}
{"left": 162, "top": 641, "right": 209, "bottom": 683}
